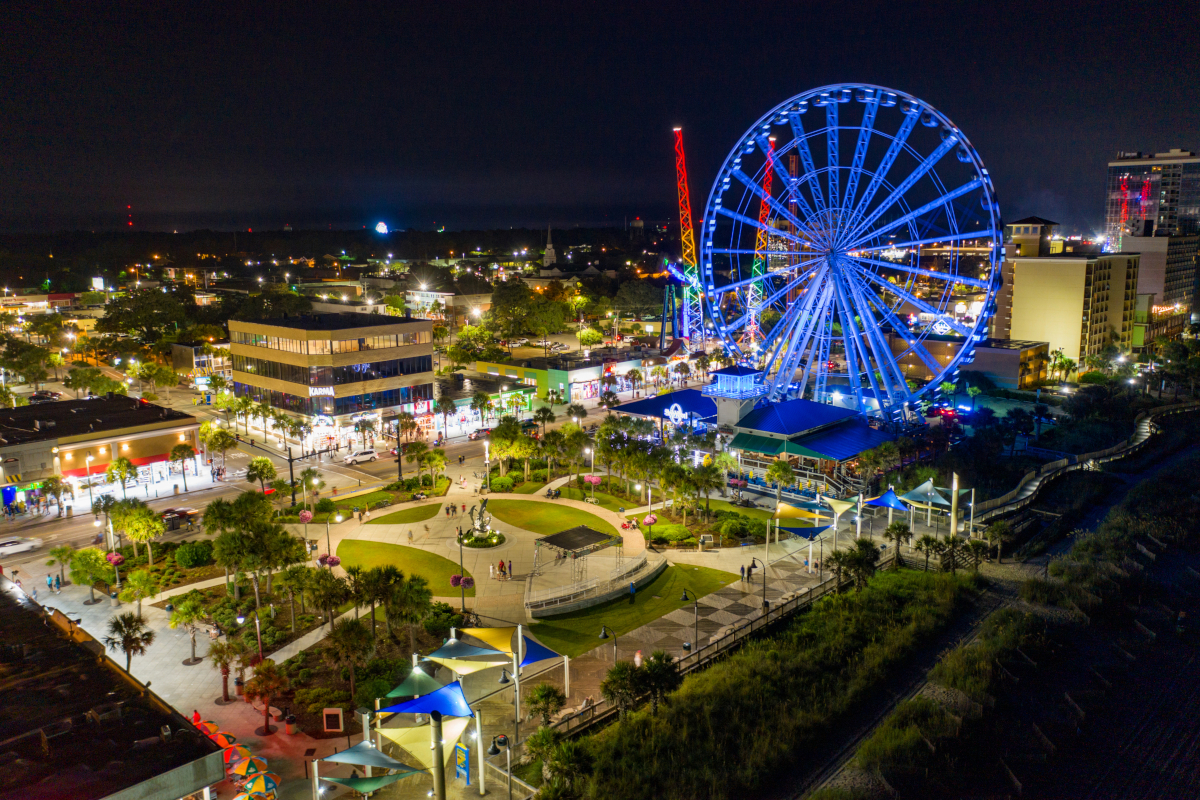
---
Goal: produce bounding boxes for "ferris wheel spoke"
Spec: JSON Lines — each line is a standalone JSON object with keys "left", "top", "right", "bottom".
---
{"left": 843, "top": 178, "right": 982, "bottom": 253}
{"left": 767, "top": 280, "right": 833, "bottom": 400}
{"left": 760, "top": 272, "right": 828, "bottom": 377}
{"left": 850, "top": 255, "right": 989, "bottom": 289}
{"left": 858, "top": 286, "right": 944, "bottom": 376}
{"left": 828, "top": 272, "right": 879, "bottom": 411}
{"left": 730, "top": 169, "right": 823, "bottom": 246}
{"left": 714, "top": 205, "right": 811, "bottom": 249}
{"left": 826, "top": 103, "right": 840, "bottom": 211}
{"left": 721, "top": 264, "right": 823, "bottom": 332}
{"left": 842, "top": 269, "right": 912, "bottom": 404}
{"left": 846, "top": 112, "right": 919, "bottom": 232}
{"left": 711, "top": 257, "right": 823, "bottom": 298}
{"left": 853, "top": 229, "right": 996, "bottom": 254}
{"left": 853, "top": 265, "right": 971, "bottom": 337}
{"left": 839, "top": 136, "right": 959, "bottom": 248}
{"left": 710, "top": 248, "right": 817, "bottom": 257}
{"left": 764, "top": 146, "right": 820, "bottom": 234}
{"left": 841, "top": 99, "right": 878, "bottom": 217}
{"left": 787, "top": 114, "right": 829, "bottom": 215}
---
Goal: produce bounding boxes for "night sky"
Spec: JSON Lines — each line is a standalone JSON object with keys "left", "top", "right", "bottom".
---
{"left": 1, "top": 1, "right": 1196, "bottom": 235}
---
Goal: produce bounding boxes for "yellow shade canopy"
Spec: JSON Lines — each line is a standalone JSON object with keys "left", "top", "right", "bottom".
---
{"left": 378, "top": 718, "right": 471, "bottom": 771}
{"left": 425, "top": 656, "right": 507, "bottom": 675}
{"left": 458, "top": 626, "right": 518, "bottom": 655}
{"left": 824, "top": 498, "right": 855, "bottom": 517}
{"left": 773, "top": 502, "right": 824, "bottom": 520}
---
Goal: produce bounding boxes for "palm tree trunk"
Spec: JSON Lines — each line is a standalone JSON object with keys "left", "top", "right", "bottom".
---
{"left": 289, "top": 590, "right": 297, "bottom": 633}
{"left": 221, "top": 667, "right": 230, "bottom": 702}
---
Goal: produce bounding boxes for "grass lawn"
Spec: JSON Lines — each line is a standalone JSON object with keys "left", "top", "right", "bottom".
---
{"left": 367, "top": 502, "right": 443, "bottom": 525}
{"left": 335, "top": 490, "right": 393, "bottom": 510}
{"left": 488, "top": 499, "right": 619, "bottom": 538}
{"left": 530, "top": 565, "right": 738, "bottom": 658}
{"left": 514, "top": 481, "right": 547, "bottom": 495}
{"left": 705, "top": 499, "right": 774, "bottom": 521}
{"left": 558, "top": 486, "right": 630, "bottom": 513}
{"left": 336, "top": 540, "right": 475, "bottom": 596}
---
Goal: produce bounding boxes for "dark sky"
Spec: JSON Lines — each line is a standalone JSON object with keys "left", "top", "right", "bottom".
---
{"left": 1, "top": 0, "right": 1196, "bottom": 235}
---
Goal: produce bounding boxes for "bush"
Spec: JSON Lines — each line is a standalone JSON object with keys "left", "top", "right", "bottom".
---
{"left": 575, "top": 475, "right": 585, "bottom": 489}
{"left": 530, "top": 469, "right": 548, "bottom": 483}
{"left": 855, "top": 697, "right": 957, "bottom": 776}
{"left": 297, "top": 668, "right": 312, "bottom": 684}
{"left": 1079, "top": 371, "right": 1109, "bottom": 385}
{"left": 423, "top": 602, "right": 464, "bottom": 638}
{"left": 355, "top": 677, "right": 393, "bottom": 709}
{"left": 142, "top": 392, "right": 159, "bottom": 402}
{"left": 174, "top": 540, "right": 214, "bottom": 569}
{"left": 505, "top": 470, "right": 525, "bottom": 485}
{"left": 1019, "top": 577, "right": 1067, "bottom": 605}
{"left": 316, "top": 498, "right": 337, "bottom": 513}
{"left": 420, "top": 474, "right": 433, "bottom": 487}
{"left": 490, "top": 477, "right": 514, "bottom": 493}
{"left": 294, "top": 687, "right": 351, "bottom": 716}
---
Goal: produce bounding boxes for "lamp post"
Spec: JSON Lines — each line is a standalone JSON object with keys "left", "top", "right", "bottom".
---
{"left": 236, "top": 602, "right": 264, "bottom": 661}
{"left": 750, "top": 557, "right": 768, "bottom": 612}
{"left": 484, "top": 440, "right": 491, "bottom": 492}
{"left": 487, "top": 735, "right": 512, "bottom": 800}
{"left": 324, "top": 514, "right": 343, "bottom": 567}
{"left": 679, "top": 589, "right": 699, "bottom": 653}
{"left": 585, "top": 447, "right": 594, "bottom": 500}
{"left": 84, "top": 452, "right": 95, "bottom": 509}
{"left": 456, "top": 529, "right": 466, "bottom": 613}
{"left": 598, "top": 624, "right": 618, "bottom": 661}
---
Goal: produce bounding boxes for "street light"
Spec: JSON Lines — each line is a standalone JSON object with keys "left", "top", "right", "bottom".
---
{"left": 235, "top": 591, "right": 265, "bottom": 660}
{"left": 598, "top": 624, "right": 618, "bottom": 661}
{"left": 325, "top": 513, "right": 343, "bottom": 565}
{"left": 484, "top": 440, "right": 491, "bottom": 492}
{"left": 585, "top": 447, "right": 594, "bottom": 499}
{"left": 84, "top": 453, "right": 95, "bottom": 509}
{"left": 635, "top": 482, "right": 653, "bottom": 511}
{"left": 486, "top": 735, "right": 512, "bottom": 800}
{"left": 679, "top": 589, "right": 699, "bottom": 653}
{"left": 455, "top": 529, "right": 467, "bottom": 613}
{"left": 749, "top": 557, "right": 769, "bottom": 612}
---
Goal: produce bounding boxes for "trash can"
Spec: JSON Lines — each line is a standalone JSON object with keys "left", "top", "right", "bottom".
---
{"left": 110, "top": 591, "right": 120, "bottom": 608}
{"left": 234, "top": 677, "right": 244, "bottom": 696}
{"left": 285, "top": 714, "right": 298, "bottom": 735}
{"left": 174, "top": 484, "right": 180, "bottom": 496}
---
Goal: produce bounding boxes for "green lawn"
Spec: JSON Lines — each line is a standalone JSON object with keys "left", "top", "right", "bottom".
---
{"left": 336, "top": 540, "right": 475, "bottom": 596}
{"left": 367, "top": 502, "right": 443, "bottom": 525}
{"left": 335, "top": 490, "right": 393, "bottom": 510}
{"left": 487, "top": 499, "right": 619, "bottom": 538}
{"left": 514, "top": 481, "right": 547, "bottom": 495}
{"left": 530, "top": 565, "right": 738, "bottom": 658}
{"left": 706, "top": 498, "right": 774, "bottom": 521}
{"left": 558, "top": 486, "right": 630, "bottom": 513}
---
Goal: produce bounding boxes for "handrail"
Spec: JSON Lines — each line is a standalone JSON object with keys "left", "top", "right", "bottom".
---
{"left": 525, "top": 554, "right": 658, "bottom": 610}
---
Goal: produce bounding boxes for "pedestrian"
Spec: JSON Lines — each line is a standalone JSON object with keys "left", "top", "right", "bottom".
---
{"left": 461, "top": 503, "right": 466, "bottom": 514}
{"left": 46, "top": 575, "right": 52, "bottom": 592}
{"left": 407, "top": 530, "right": 414, "bottom": 543}
{"left": 740, "top": 565, "right": 745, "bottom": 581}
{"left": 192, "top": 710, "right": 201, "bottom": 725}
{"left": 365, "top": 507, "right": 371, "bottom": 521}
{"left": 497, "top": 559, "right": 505, "bottom": 578}
{"left": 634, "top": 650, "right": 643, "bottom": 668}
{"left": 489, "top": 564, "right": 495, "bottom": 580}
{"left": 54, "top": 575, "right": 61, "bottom": 592}
{"left": 31, "top": 588, "right": 36, "bottom": 602}
{"left": 507, "top": 559, "right": 513, "bottom": 577}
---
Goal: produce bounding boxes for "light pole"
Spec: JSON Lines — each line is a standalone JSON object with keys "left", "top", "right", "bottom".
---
{"left": 456, "top": 529, "right": 466, "bottom": 613}
{"left": 750, "top": 557, "right": 768, "bottom": 612}
{"left": 486, "top": 735, "right": 512, "bottom": 800}
{"left": 84, "top": 453, "right": 95, "bottom": 509}
{"left": 484, "top": 440, "right": 491, "bottom": 492}
{"left": 679, "top": 589, "right": 699, "bottom": 653}
{"left": 599, "top": 624, "right": 618, "bottom": 661}
{"left": 585, "top": 447, "right": 594, "bottom": 499}
{"left": 324, "top": 514, "right": 343, "bottom": 566}
{"left": 636, "top": 482, "right": 653, "bottom": 511}
{"left": 236, "top": 593, "right": 265, "bottom": 660}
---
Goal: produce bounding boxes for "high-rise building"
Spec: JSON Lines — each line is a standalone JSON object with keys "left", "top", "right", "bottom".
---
{"left": 1105, "top": 149, "right": 1200, "bottom": 250}
{"left": 999, "top": 254, "right": 1139, "bottom": 365}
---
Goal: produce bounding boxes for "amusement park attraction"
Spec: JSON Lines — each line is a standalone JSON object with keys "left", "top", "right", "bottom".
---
{"left": 672, "top": 84, "right": 1003, "bottom": 423}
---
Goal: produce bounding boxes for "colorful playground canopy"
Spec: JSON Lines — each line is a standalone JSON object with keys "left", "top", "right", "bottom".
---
{"left": 900, "top": 480, "right": 950, "bottom": 507}
{"left": 321, "top": 740, "right": 421, "bottom": 772}
{"left": 386, "top": 668, "right": 444, "bottom": 698}
{"left": 520, "top": 636, "right": 560, "bottom": 667}
{"left": 459, "top": 626, "right": 518, "bottom": 654}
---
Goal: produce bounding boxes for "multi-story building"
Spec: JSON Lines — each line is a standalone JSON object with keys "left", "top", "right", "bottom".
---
{"left": 1001, "top": 254, "right": 1140, "bottom": 366}
{"left": 1119, "top": 234, "right": 1198, "bottom": 346}
{"left": 171, "top": 338, "right": 232, "bottom": 388}
{"left": 887, "top": 334, "right": 1050, "bottom": 391}
{"left": 229, "top": 312, "right": 434, "bottom": 429}
{"left": 1105, "top": 149, "right": 1200, "bottom": 249}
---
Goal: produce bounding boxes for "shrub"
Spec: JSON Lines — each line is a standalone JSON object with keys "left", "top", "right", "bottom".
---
{"left": 1019, "top": 577, "right": 1066, "bottom": 605}
{"left": 420, "top": 474, "right": 433, "bottom": 487}
{"left": 142, "top": 392, "right": 159, "bottom": 402}
{"left": 530, "top": 469, "right": 548, "bottom": 483}
{"left": 297, "top": 668, "right": 312, "bottom": 684}
{"left": 316, "top": 498, "right": 337, "bottom": 513}
{"left": 855, "top": 697, "right": 956, "bottom": 776}
{"left": 575, "top": 475, "right": 585, "bottom": 489}
{"left": 1079, "top": 371, "right": 1109, "bottom": 385}
{"left": 490, "top": 477, "right": 514, "bottom": 493}
{"left": 294, "top": 687, "right": 350, "bottom": 716}
{"left": 423, "top": 602, "right": 464, "bottom": 638}
{"left": 174, "top": 540, "right": 214, "bottom": 569}
{"left": 505, "top": 470, "right": 525, "bottom": 485}
{"left": 355, "top": 677, "right": 393, "bottom": 709}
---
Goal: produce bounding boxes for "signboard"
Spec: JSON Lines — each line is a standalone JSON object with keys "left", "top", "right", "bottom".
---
{"left": 309, "top": 386, "right": 335, "bottom": 397}
{"left": 455, "top": 744, "right": 470, "bottom": 784}
{"left": 194, "top": 376, "right": 210, "bottom": 390}
{"left": 323, "top": 707, "right": 344, "bottom": 732}
{"left": 91, "top": 277, "right": 105, "bottom": 291}
{"left": 664, "top": 403, "right": 688, "bottom": 426}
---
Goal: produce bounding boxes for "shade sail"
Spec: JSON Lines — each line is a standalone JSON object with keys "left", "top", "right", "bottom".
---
{"left": 425, "top": 656, "right": 506, "bottom": 676}
{"left": 386, "top": 668, "right": 444, "bottom": 698}
{"left": 520, "top": 636, "right": 560, "bottom": 667}
{"left": 823, "top": 498, "right": 856, "bottom": 516}
{"left": 459, "top": 626, "right": 517, "bottom": 655}
{"left": 427, "top": 638, "right": 509, "bottom": 663}
{"left": 774, "top": 502, "right": 823, "bottom": 520}
{"left": 866, "top": 489, "right": 908, "bottom": 511}
{"left": 323, "top": 773, "right": 417, "bottom": 792}
{"left": 901, "top": 480, "right": 950, "bottom": 507}
{"left": 379, "top": 717, "right": 471, "bottom": 770}
{"left": 778, "top": 525, "right": 831, "bottom": 540}
{"left": 321, "top": 740, "right": 420, "bottom": 771}
{"left": 379, "top": 681, "right": 473, "bottom": 716}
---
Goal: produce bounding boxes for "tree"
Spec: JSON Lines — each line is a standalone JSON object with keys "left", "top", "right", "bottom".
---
{"left": 118, "top": 570, "right": 159, "bottom": 617}
{"left": 42, "top": 475, "right": 72, "bottom": 517}
{"left": 640, "top": 650, "right": 681, "bottom": 715}
{"left": 94, "top": 288, "right": 189, "bottom": 343}
{"left": 565, "top": 402, "right": 587, "bottom": 422}
{"left": 547, "top": 740, "right": 593, "bottom": 793}
{"left": 470, "top": 391, "right": 493, "bottom": 425}
{"left": 404, "top": 440, "right": 428, "bottom": 482}
{"left": 690, "top": 464, "right": 724, "bottom": 518}
{"left": 600, "top": 661, "right": 639, "bottom": 720}
{"left": 103, "top": 612, "right": 156, "bottom": 672}
{"left": 941, "top": 535, "right": 964, "bottom": 574}
{"left": 966, "top": 385, "right": 982, "bottom": 411}
{"left": 324, "top": 618, "right": 372, "bottom": 699}
{"left": 525, "top": 727, "right": 563, "bottom": 783}
{"left": 966, "top": 539, "right": 989, "bottom": 572}
{"left": 985, "top": 520, "right": 1010, "bottom": 563}
{"left": 765, "top": 460, "right": 795, "bottom": 515}
{"left": 826, "top": 549, "right": 852, "bottom": 590}
{"left": 914, "top": 535, "right": 939, "bottom": 572}
{"left": 614, "top": 281, "right": 662, "bottom": 317}
{"left": 309, "top": 568, "right": 351, "bottom": 629}
{"left": 534, "top": 405, "right": 556, "bottom": 435}
{"left": 207, "top": 638, "right": 244, "bottom": 703}
{"left": 244, "top": 658, "right": 290, "bottom": 736}
{"left": 625, "top": 368, "right": 643, "bottom": 395}
{"left": 169, "top": 592, "right": 208, "bottom": 664}
{"left": 435, "top": 395, "right": 458, "bottom": 437}
{"left": 69, "top": 548, "right": 109, "bottom": 603}
{"left": 577, "top": 327, "right": 604, "bottom": 350}
{"left": 882, "top": 522, "right": 912, "bottom": 569}
{"left": 169, "top": 444, "right": 196, "bottom": 491}
{"left": 246, "top": 456, "right": 277, "bottom": 492}
{"left": 421, "top": 447, "right": 448, "bottom": 485}
{"left": 527, "top": 682, "right": 567, "bottom": 727}
{"left": 207, "top": 427, "right": 238, "bottom": 468}
{"left": 47, "top": 351, "right": 65, "bottom": 381}
{"left": 278, "top": 565, "right": 312, "bottom": 634}
{"left": 385, "top": 574, "right": 433, "bottom": 651}
{"left": 105, "top": 457, "right": 137, "bottom": 499}
{"left": 846, "top": 539, "right": 881, "bottom": 590}
{"left": 47, "top": 544, "right": 74, "bottom": 584}
{"left": 123, "top": 504, "right": 166, "bottom": 566}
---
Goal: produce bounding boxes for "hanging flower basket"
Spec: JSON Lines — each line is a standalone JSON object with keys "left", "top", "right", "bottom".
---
{"left": 584, "top": 475, "right": 602, "bottom": 486}
{"left": 450, "top": 574, "right": 463, "bottom": 588}
{"left": 299, "top": 510, "right": 313, "bottom": 524}
{"left": 461, "top": 576, "right": 475, "bottom": 589}
{"left": 643, "top": 514, "right": 658, "bottom": 527}
{"left": 318, "top": 554, "right": 341, "bottom": 568}
{"left": 106, "top": 552, "right": 125, "bottom": 567}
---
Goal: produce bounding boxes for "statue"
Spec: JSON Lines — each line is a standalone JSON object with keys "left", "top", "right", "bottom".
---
{"left": 467, "top": 499, "right": 492, "bottom": 538}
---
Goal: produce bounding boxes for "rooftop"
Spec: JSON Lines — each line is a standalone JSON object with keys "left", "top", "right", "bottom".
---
{"left": 710, "top": 364, "right": 762, "bottom": 377}
{"left": 612, "top": 388, "right": 718, "bottom": 422}
{"left": 734, "top": 397, "right": 859, "bottom": 438}
{"left": 0, "top": 396, "right": 195, "bottom": 446}
{"left": 0, "top": 582, "right": 222, "bottom": 800}
{"left": 1009, "top": 216, "right": 1059, "bottom": 226}
{"left": 231, "top": 312, "right": 421, "bottom": 331}
{"left": 433, "top": 375, "right": 536, "bottom": 403}
{"left": 978, "top": 338, "right": 1048, "bottom": 351}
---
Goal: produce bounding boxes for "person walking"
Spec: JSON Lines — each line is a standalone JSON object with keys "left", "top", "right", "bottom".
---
{"left": 489, "top": 564, "right": 495, "bottom": 581}
{"left": 507, "top": 559, "right": 513, "bottom": 578}
{"left": 46, "top": 574, "right": 53, "bottom": 593}
{"left": 54, "top": 574, "right": 61, "bottom": 592}
{"left": 740, "top": 565, "right": 745, "bottom": 582}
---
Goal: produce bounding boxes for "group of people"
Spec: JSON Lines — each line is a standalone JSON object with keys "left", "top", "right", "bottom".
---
{"left": 489, "top": 559, "right": 514, "bottom": 580}
{"left": 445, "top": 503, "right": 467, "bottom": 518}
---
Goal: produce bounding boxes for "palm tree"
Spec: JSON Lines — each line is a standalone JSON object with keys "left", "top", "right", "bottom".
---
{"left": 404, "top": 440, "right": 428, "bottom": 481}
{"left": 103, "top": 611, "right": 156, "bottom": 672}
{"left": 765, "top": 460, "right": 795, "bottom": 512}
{"left": 966, "top": 539, "right": 989, "bottom": 572}
{"left": 625, "top": 368, "right": 643, "bottom": 395}
{"left": 639, "top": 650, "right": 681, "bottom": 715}
{"left": 470, "top": 391, "right": 492, "bottom": 425}
{"left": 246, "top": 456, "right": 277, "bottom": 492}
{"left": 435, "top": 395, "right": 458, "bottom": 438}
{"left": 826, "top": 549, "right": 852, "bottom": 590}
{"left": 526, "top": 682, "right": 566, "bottom": 727}
{"left": 244, "top": 658, "right": 290, "bottom": 736}
{"left": 170, "top": 444, "right": 196, "bottom": 491}
{"left": 105, "top": 457, "right": 137, "bottom": 499}
{"left": 363, "top": 565, "right": 401, "bottom": 641}
{"left": 169, "top": 593, "right": 208, "bottom": 665}
{"left": 547, "top": 739, "right": 593, "bottom": 791}
{"left": 914, "top": 534, "right": 938, "bottom": 572}
{"left": 42, "top": 475, "right": 72, "bottom": 517}
{"left": 565, "top": 403, "right": 587, "bottom": 422}
{"left": 847, "top": 539, "right": 881, "bottom": 591}
{"left": 385, "top": 575, "right": 433, "bottom": 651}
{"left": 118, "top": 569, "right": 159, "bottom": 617}
{"left": 689, "top": 463, "right": 724, "bottom": 519}
{"left": 985, "top": 520, "right": 1009, "bottom": 564}
{"left": 324, "top": 618, "right": 371, "bottom": 699}
{"left": 47, "top": 544, "right": 74, "bottom": 584}
{"left": 882, "top": 521, "right": 912, "bottom": 569}
{"left": 600, "top": 661, "right": 639, "bottom": 720}
{"left": 278, "top": 565, "right": 311, "bottom": 634}
{"left": 309, "top": 568, "right": 350, "bottom": 629}
{"left": 524, "top": 726, "right": 563, "bottom": 783}
{"left": 208, "top": 638, "right": 245, "bottom": 703}
{"left": 534, "top": 406, "right": 556, "bottom": 436}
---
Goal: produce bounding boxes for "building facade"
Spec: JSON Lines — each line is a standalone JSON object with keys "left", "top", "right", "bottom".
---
{"left": 228, "top": 313, "right": 434, "bottom": 421}
{"left": 1000, "top": 254, "right": 1139, "bottom": 365}
{"left": 1106, "top": 149, "right": 1200, "bottom": 250}
{"left": 887, "top": 334, "right": 1049, "bottom": 390}
{"left": 171, "top": 339, "right": 232, "bottom": 388}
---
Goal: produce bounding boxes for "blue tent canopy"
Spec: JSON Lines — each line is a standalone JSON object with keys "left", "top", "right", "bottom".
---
{"left": 778, "top": 525, "right": 831, "bottom": 540}
{"left": 866, "top": 489, "right": 908, "bottom": 511}
{"left": 378, "top": 681, "right": 473, "bottom": 717}
{"left": 520, "top": 636, "right": 560, "bottom": 667}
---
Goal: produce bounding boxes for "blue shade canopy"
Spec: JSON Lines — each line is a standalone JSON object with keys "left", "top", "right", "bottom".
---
{"left": 778, "top": 525, "right": 831, "bottom": 540}
{"left": 378, "top": 681, "right": 473, "bottom": 717}
{"left": 386, "top": 668, "right": 444, "bottom": 698}
{"left": 612, "top": 388, "right": 718, "bottom": 420}
{"left": 320, "top": 741, "right": 420, "bottom": 770}
{"left": 866, "top": 489, "right": 908, "bottom": 511}
{"left": 735, "top": 398, "right": 859, "bottom": 437}
{"left": 427, "top": 638, "right": 508, "bottom": 663}
{"left": 519, "top": 636, "right": 560, "bottom": 667}
{"left": 322, "top": 772, "right": 419, "bottom": 792}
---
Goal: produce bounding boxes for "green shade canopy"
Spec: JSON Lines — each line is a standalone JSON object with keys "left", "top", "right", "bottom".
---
{"left": 386, "top": 669, "right": 444, "bottom": 698}
{"left": 322, "top": 772, "right": 419, "bottom": 793}
{"left": 900, "top": 479, "right": 951, "bottom": 507}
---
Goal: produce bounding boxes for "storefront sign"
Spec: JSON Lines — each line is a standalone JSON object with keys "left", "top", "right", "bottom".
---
{"left": 309, "top": 386, "right": 335, "bottom": 397}
{"left": 665, "top": 403, "right": 688, "bottom": 426}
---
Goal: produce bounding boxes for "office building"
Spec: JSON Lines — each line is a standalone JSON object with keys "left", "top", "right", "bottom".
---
{"left": 1118, "top": 234, "right": 1198, "bottom": 346}
{"left": 1001, "top": 254, "right": 1139, "bottom": 365}
{"left": 171, "top": 338, "right": 231, "bottom": 388}
{"left": 1105, "top": 149, "right": 1200, "bottom": 249}
{"left": 229, "top": 312, "right": 434, "bottom": 426}
{"left": 887, "top": 334, "right": 1050, "bottom": 390}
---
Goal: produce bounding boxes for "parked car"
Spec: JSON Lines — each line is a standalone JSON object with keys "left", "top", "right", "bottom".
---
{"left": 343, "top": 449, "right": 378, "bottom": 465}
{"left": 0, "top": 536, "right": 43, "bottom": 555}
{"left": 511, "top": 337, "right": 529, "bottom": 346}
{"left": 468, "top": 428, "right": 492, "bottom": 441}
{"left": 30, "top": 390, "right": 62, "bottom": 400}
{"left": 550, "top": 342, "right": 571, "bottom": 352}
{"left": 535, "top": 339, "right": 553, "bottom": 348}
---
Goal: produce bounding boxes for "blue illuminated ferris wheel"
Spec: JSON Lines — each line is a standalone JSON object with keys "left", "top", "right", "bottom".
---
{"left": 700, "top": 84, "right": 1003, "bottom": 419}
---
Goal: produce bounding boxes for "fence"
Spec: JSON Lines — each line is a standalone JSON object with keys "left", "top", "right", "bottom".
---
{"left": 523, "top": 553, "right": 659, "bottom": 611}
{"left": 974, "top": 400, "right": 1200, "bottom": 522}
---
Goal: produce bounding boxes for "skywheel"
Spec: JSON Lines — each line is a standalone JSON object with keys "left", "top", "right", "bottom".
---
{"left": 699, "top": 84, "right": 1002, "bottom": 419}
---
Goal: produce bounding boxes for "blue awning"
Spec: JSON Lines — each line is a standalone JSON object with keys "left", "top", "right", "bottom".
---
{"left": 788, "top": 422, "right": 896, "bottom": 462}
{"left": 320, "top": 741, "right": 421, "bottom": 771}
{"left": 735, "top": 398, "right": 859, "bottom": 437}
{"left": 378, "top": 681, "right": 473, "bottom": 717}
{"left": 427, "top": 639, "right": 507, "bottom": 662}
{"left": 866, "top": 489, "right": 908, "bottom": 511}
{"left": 612, "top": 388, "right": 717, "bottom": 421}
{"left": 520, "top": 636, "right": 560, "bottom": 667}
{"left": 778, "top": 524, "right": 832, "bottom": 540}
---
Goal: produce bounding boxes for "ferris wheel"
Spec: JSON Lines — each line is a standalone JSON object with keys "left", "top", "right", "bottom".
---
{"left": 699, "top": 84, "right": 1002, "bottom": 419}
